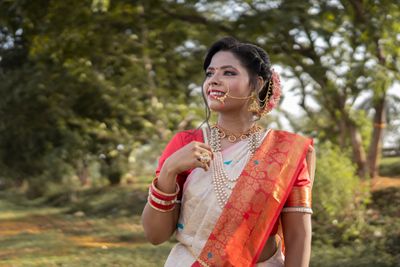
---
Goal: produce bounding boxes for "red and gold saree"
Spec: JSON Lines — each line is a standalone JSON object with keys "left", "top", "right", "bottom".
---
{"left": 157, "top": 128, "right": 313, "bottom": 267}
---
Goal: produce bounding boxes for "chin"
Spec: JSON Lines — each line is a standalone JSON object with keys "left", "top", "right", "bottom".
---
{"left": 207, "top": 98, "right": 225, "bottom": 111}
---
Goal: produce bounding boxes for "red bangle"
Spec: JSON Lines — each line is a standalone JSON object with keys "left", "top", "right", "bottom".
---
{"left": 150, "top": 186, "right": 177, "bottom": 201}
{"left": 150, "top": 178, "right": 179, "bottom": 201}
{"left": 148, "top": 197, "right": 176, "bottom": 212}
{"left": 148, "top": 192, "right": 176, "bottom": 205}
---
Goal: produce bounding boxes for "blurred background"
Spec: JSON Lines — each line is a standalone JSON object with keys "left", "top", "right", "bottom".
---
{"left": 0, "top": 0, "right": 399, "bottom": 266}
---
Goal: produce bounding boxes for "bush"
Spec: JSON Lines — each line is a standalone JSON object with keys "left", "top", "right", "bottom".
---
{"left": 312, "top": 142, "right": 370, "bottom": 246}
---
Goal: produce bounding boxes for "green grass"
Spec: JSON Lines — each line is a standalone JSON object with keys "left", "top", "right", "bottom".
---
{"left": 0, "top": 188, "right": 174, "bottom": 267}
{"left": 379, "top": 157, "right": 400, "bottom": 177}
{"left": 1, "top": 176, "right": 399, "bottom": 266}
{"left": 311, "top": 242, "right": 399, "bottom": 267}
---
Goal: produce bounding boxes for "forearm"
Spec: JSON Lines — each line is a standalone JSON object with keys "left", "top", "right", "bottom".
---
{"left": 141, "top": 162, "right": 180, "bottom": 245}
{"left": 284, "top": 231, "right": 312, "bottom": 267}
{"left": 282, "top": 212, "right": 312, "bottom": 267}
{"left": 141, "top": 203, "right": 179, "bottom": 245}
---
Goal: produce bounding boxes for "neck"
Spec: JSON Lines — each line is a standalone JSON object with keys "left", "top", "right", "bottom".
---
{"left": 216, "top": 111, "right": 254, "bottom": 134}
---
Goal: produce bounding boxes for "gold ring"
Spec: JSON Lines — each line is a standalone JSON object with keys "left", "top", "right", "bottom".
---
{"left": 199, "top": 153, "right": 211, "bottom": 164}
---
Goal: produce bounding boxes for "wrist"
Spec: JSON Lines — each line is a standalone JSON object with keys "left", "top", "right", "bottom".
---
{"left": 162, "top": 158, "right": 179, "bottom": 176}
{"left": 157, "top": 163, "right": 179, "bottom": 194}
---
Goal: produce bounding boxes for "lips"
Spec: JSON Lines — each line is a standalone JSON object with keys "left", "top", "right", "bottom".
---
{"left": 207, "top": 89, "right": 226, "bottom": 97}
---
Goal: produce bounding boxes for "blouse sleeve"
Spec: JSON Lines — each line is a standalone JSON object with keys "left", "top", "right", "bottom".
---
{"left": 282, "top": 157, "right": 313, "bottom": 214}
{"left": 155, "top": 132, "right": 191, "bottom": 201}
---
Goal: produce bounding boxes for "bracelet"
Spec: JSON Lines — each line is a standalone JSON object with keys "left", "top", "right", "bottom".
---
{"left": 148, "top": 197, "right": 176, "bottom": 212}
{"left": 147, "top": 177, "right": 180, "bottom": 212}
{"left": 148, "top": 191, "right": 176, "bottom": 205}
{"left": 281, "top": 206, "right": 313, "bottom": 214}
{"left": 150, "top": 178, "right": 180, "bottom": 201}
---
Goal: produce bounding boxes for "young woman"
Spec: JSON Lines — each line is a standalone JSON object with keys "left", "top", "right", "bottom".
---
{"left": 141, "top": 37, "right": 316, "bottom": 267}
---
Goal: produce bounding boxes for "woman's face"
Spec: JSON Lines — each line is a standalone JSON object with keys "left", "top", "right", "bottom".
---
{"left": 203, "top": 51, "right": 253, "bottom": 113}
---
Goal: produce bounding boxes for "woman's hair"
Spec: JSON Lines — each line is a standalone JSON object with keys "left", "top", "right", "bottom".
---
{"left": 200, "top": 37, "right": 274, "bottom": 126}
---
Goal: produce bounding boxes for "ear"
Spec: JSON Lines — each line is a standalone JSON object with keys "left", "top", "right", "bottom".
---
{"left": 256, "top": 76, "right": 265, "bottom": 93}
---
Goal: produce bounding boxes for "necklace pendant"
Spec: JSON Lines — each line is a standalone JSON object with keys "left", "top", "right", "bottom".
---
{"left": 240, "top": 134, "right": 248, "bottom": 141}
{"left": 227, "top": 135, "right": 237, "bottom": 143}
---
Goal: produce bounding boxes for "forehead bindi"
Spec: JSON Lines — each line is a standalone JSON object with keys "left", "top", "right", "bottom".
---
{"left": 207, "top": 51, "right": 243, "bottom": 71}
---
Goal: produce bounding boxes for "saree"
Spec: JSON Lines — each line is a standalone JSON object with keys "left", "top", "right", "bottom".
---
{"left": 160, "top": 129, "right": 312, "bottom": 267}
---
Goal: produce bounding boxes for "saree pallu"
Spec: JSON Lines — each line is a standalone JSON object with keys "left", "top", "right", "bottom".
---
{"left": 161, "top": 129, "right": 312, "bottom": 267}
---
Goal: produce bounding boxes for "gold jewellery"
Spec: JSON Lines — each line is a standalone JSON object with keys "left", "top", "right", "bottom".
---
{"left": 210, "top": 124, "right": 264, "bottom": 208}
{"left": 213, "top": 124, "right": 263, "bottom": 143}
{"left": 199, "top": 152, "right": 211, "bottom": 164}
{"left": 208, "top": 83, "right": 252, "bottom": 104}
{"left": 208, "top": 77, "right": 274, "bottom": 117}
{"left": 248, "top": 78, "right": 273, "bottom": 116}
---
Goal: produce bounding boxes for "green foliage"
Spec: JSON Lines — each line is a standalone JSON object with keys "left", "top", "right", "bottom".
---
{"left": 311, "top": 240, "right": 399, "bottom": 267}
{"left": 234, "top": 0, "right": 400, "bottom": 176}
{"left": 0, "top": 0, "right": 219, "bottom": 190}
{"left": 312, "top": 142, "right": 370, "bottom": 245}
{"left": 379, "top": 157, "right": 400, "bottom": 177}
{"left": 0, "top": 0, "right": 399, "bottom": 194}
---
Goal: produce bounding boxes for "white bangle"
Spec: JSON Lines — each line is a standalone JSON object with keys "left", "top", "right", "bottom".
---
{"left": 282, "top": 207, "right": 313, "bottom": 214}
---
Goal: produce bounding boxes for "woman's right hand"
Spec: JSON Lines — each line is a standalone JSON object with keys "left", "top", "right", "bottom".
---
{"left": 164, "top": 141, "right": 213, "bottom": 174}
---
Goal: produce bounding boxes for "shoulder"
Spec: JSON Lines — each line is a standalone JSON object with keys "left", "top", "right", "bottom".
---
{"left": 271, "top": 129, "right": 312, "bottom": 139}
{"left": 173, "top": 128, "right": 204, "bottom": 145}
{"left": 270, "top": 129, "right": 314, "bottom": 145}
{"left": 270, "top": 129, "right": 304, "bottom": 138}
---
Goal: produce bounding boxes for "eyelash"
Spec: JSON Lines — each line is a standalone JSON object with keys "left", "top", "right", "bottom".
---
{"left": 205, "top": 71, "right": 236, "bottom": 77}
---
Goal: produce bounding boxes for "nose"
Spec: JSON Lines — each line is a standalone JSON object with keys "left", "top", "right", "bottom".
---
{"left": 208, "top": 73, "right": 222, "bottom": 86}
{"left": 205, "top": 80, "right": 220, "bottom": 92}
{"left": 209, "top": 80, "right": 220, "bottom": 86}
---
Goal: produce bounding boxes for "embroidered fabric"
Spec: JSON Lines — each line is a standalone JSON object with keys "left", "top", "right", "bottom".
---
{"left": 165, "top": 130, "right": 269, "bottom": 267}
{"left": 161, "top": 128, "right": 313, "bottom": 266}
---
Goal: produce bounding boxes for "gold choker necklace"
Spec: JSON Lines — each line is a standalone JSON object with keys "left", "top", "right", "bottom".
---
{"left": 213, "top": 124, "right": 262, "bottom": 143}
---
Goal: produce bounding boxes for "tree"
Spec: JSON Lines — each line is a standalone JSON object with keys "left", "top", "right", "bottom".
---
{"left": 0, "top": 0, "right": 216, "bottom": 191}
{"left": 228, "top": 0, "right": 400, "bottom": 178}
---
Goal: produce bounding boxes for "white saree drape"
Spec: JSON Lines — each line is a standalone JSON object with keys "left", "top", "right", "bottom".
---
{"left": 164, "top": 129, "right": 284, "bottom": 267}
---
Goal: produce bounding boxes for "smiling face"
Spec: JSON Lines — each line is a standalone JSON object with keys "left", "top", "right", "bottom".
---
{"left": 203, "top": 51, "right": 253, "bottom": 113}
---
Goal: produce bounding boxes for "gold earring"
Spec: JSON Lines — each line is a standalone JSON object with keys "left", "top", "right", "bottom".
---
{"left": 248, "top": 92, "right": 260, "bottom": 114}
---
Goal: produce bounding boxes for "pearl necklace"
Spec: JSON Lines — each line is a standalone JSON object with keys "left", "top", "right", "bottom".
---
{"left": 210, "top": 125, "right": 263, "bottom": 208}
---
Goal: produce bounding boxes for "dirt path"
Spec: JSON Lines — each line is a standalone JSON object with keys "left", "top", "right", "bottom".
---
{"left": 371, "top": 176, "right": 400, "bottom": 191}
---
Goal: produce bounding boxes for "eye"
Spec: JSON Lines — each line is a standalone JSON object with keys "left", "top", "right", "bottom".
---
{"left": 224, "top": 71, "right": 236, "bottom": 76}
{"left": 205, "top": 71, "right": 213, "bottom": 77}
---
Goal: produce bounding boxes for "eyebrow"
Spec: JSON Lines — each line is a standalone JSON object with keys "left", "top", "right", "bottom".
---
{"left": 206, "top": 65, "right": 238, "bottom": 71}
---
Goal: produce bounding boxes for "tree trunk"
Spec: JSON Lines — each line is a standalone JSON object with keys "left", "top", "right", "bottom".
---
{"left": 349, "top": 123, "right": 368, "bottom": 179}
{"left": 368, "top": 95, "right": 386, "bottom": 178}
{"left": 338, "top": 119, "right": 347, "bottom": 148}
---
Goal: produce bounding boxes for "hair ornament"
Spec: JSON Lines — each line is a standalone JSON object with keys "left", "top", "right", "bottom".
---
{"left": 260, "top": 69, "right": 281, "bottom": 116}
